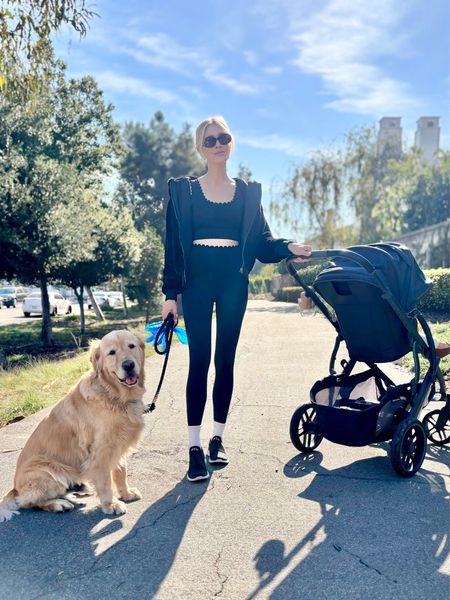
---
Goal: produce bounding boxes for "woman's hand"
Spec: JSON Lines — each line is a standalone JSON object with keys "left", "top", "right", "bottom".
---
{"left": 162, "top": 299, "right": 178, "bottom": 323}
{"left": 288, "top": 242, "right": 312, "bottom": 263}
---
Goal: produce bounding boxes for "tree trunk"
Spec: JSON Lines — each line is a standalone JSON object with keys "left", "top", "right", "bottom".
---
{"left": 145, "top": 299, "right": 150, "bottom": 325}
{"left": 121, "top": 276, "right": 128, "bottom": 317}
{"left": 86, "top": 286, "right": 105, "bottom": 321}
{"left": 0, "top": 346, "right": 7, "bottom": 369}
{"left": 39, "top": 273, "right": 53, "bottom": 346}
{"left": 73, "top": 286, "right": 85, "bottom": 337}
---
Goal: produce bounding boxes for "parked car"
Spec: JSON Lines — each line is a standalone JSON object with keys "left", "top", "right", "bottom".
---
{"left": 106, "top": 292, "right": 124, "bottom": 307}
{"left": 88, "top": 291, "right": 109, "bottom": 310}
{"left": 0, "top": 286, "right": 29, "bottom": 308}
{"left": 22, "top": 292, "right": 72, "bottom": 317}
{"left": 66, "top": 293, "right": 89, "bottom": 306}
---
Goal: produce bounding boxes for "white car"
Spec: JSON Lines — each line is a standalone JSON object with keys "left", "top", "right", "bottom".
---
{"left": 22, "top": 292, "right": 72, "bottom": 317}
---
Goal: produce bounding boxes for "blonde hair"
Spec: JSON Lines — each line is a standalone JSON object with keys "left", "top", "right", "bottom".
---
{"left": 195, "top": 115, "right": 235, "bottom": 158}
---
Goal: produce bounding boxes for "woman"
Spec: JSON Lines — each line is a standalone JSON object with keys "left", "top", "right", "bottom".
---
{"left": 162, "top": 116, "right": 311, "bottom": 482}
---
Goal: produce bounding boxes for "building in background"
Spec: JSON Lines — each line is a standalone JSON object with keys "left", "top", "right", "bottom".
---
{"left": 414, "top": 116, "right": 440, "bottom": 165}
{"left": 377, "top": 116, "right": 441, "bottom": 165}
{"left": 377, "top": 117, "right": 402, "bottom": 157}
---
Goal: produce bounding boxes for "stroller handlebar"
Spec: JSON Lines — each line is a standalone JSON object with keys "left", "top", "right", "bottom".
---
{"left": 287, "top": 249, "right": 376, "bottom": 274}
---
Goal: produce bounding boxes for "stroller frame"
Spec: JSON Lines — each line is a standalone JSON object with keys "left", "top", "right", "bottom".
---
{"left": 287, "top": 247, "right": 449, "bottom": 477}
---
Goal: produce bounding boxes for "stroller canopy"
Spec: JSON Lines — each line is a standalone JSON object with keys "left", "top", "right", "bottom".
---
{"left": 313, "top": 243, "right": 431, "bottom": 363}
{"left": 316, "top": 243, "right": 431, "bottom": 313}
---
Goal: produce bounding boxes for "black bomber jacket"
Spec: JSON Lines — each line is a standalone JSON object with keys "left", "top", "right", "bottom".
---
{"left": 162, "top": 177, "right": 294, "bottom": 300}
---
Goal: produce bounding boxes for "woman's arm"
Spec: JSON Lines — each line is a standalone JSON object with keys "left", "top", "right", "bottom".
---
{"left": 254, "top": 205, "right": 311, "bottom": 263}
{"left": 162, "top": 197, "right": 183, "bottom": 301}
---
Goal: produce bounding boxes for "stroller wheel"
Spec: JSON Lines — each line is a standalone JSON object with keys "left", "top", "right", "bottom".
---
{"left": 390, "top": 419, "right": 426, "bottom": 478}
{"left": 423, "top": 409, "right": 450, "bottom": 446}
{"left": 289, "top": 404, "right": 323, "bottom": 453}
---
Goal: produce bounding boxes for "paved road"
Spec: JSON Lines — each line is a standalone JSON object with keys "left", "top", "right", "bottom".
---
{"left": 0, "top": 303, "right": 88, "bottom": 327}
{"left": 0, "top": 304, "right": 27, "bottom": 327}
{"left": 0, "top": 300, "right": 448, "bottom": 599}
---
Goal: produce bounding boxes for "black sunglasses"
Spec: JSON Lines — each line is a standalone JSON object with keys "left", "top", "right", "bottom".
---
{"left": 202, "top": 133, "right": 232, "bottom": 148}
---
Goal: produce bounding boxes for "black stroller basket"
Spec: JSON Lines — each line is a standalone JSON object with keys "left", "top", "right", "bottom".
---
{"left": 287, "top": 243, "right": 449, "bottom": 477}
{"left": 311, "top": 369, "right": 411, "bottom": 446}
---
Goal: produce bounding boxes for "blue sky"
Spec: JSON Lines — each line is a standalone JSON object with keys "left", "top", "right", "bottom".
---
{"left": 54, "top": 0, "right": 449, "bottom": 234}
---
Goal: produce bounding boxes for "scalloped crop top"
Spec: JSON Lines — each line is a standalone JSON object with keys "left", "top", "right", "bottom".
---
{"left": 191, "top": 179, "right": 243, "bottom": 241}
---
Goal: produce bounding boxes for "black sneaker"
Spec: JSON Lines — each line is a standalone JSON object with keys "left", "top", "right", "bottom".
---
{"left": 208, "top": 436, "right": 229, "bottom": 465}
{"left": 187, "top": 446, "right": 209, "bottom": 482}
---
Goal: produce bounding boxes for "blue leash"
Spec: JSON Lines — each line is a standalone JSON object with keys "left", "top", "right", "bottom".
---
{"left": 144, "top": 314, "right": 188, "bottom": 413}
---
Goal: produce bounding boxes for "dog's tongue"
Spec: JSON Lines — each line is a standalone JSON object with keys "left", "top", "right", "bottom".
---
{"left": 126, "top": 374, "right": 138, "bottom": 386}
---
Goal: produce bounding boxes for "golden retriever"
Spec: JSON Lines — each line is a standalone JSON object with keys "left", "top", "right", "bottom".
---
{"left": 0, "top": 329, "right": 146, "bottom": 522}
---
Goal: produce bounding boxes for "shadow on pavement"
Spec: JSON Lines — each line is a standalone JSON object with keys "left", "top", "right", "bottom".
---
{"left": 247, "top": 449, "right": 449, "bottom": 600}
{"left": 0, "top": 478, "right": 210, "bottom": 598}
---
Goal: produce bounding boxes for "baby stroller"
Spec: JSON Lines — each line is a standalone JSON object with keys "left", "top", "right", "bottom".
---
{"left": 287, "top": 243, "right": 450, "bottom": 477}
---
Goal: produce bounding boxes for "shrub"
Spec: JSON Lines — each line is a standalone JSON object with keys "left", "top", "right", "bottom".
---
{"left": 101, "top": 301, "right": 115, "bottom": 312}
{"left": 249, "top": 275, "right": 273, "bottom": 295}
{"left": 419, "top": 269, "right": 450, "bottom": 315}
{"left": 275, "top": 286, "right": 302, "bottom": 303}
{"left": 288, "top": 262, "right": 328, "bottom": 287}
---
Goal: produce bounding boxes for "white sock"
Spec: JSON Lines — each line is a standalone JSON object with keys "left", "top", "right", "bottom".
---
{"left": 212, "top": 421, "right": 226, "bottom": 440}
{"left": 188, "top": 425, "right": 202, "bottom": 448}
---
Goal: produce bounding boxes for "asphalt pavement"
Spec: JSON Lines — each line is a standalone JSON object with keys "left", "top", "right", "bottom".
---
{"left": 0, "top": 303, "right": 88, "bottom": 327}
{"left": 0, "top": 300, "right": 448, "bottom": 600}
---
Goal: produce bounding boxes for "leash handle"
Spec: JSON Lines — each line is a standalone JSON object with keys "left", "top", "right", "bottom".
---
{"left": 144, "top": 314, "right": 175, "bottom": 413}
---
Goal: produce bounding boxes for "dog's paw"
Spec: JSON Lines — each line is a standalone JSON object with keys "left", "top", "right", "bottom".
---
{"left": 101, "top": 498, "right": 127, "bottom": 515}
{"left": 41, "top": 498, "right": 74, "bottom": 513}
{"left": 120, "top": 487, "right": 142, "bottom": 503}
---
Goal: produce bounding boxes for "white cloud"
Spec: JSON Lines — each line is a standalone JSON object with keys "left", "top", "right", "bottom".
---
{"left": 287, "top": 0, "right": 421, "bottom": 116}
{"left": 262, "top": 66, "right": 283, "bottom": 76}
{"left": 126, "top": 33, "right": 262, "bottom": 95}
{"left": 237, "top": 132, "right": 312, "bottom": 158}
{"left": 243, "top": 50, "right": 259, "bottom": 67}
{"left": 94, "top": 71, "right": 184, "bottom": 104}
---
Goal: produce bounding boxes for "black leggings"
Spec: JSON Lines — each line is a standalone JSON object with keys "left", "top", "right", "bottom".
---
{"left": 182, "top": 245, "right": 248, "bottom": 426}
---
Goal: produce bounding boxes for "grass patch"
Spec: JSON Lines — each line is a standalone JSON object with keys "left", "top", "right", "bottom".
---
{"left": 0, "top": 352, "right": 90, "bottom": 427}
{"left": 0, "top": 311, "right": 185, "bottom": 427}
{"left": 401, "top": 321, "right": 450, "bottom": 378}
{"left": 0, "top": 307, "right": 158, "bottom": 368}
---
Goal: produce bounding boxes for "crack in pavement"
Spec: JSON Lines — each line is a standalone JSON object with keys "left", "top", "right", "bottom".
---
{"left": 30, "top": 565, "right": 114, "bottom": 599}
{"left": 238, "top": 447, "right": 286, "bottom": 468}
{"left": 332, "top": 542, "right": 398, "bottom": 584}
{"left": 213, "top": 547, "right": 229, "bottom": 598}
{"left": 228, "top": 395, "right": 242, "bottom": 417}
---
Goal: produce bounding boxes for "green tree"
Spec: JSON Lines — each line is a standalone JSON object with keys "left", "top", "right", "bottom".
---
{"left": 55, "top": 204, "right": 141, "bottom": 336}
{"left": 343, "top": 125, "right": 402, "bottom": 243}
{"left": 403, "top": 151, "right": 450, "bottom": 232}
{"left": 0, "top": 62, "right": 122, "bottom": 344}
{"left": 115, "top": 112, "right": 203, "bottom": 235}
{"left": 270, "top": 149, "right": 344, "bottom": 248}
{"left": 126, "top": 225, "right": 164, "bottom": 323}
{"left": 370, "top": 150, "right": 450, "bottom": 240}
{"left": 0, "top": 1, "right": 96, "bottom": 101}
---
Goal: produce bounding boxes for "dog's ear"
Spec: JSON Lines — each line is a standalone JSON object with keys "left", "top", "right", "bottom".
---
{"left": 89, "top": 340, "right": 102, "bottom": 374}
